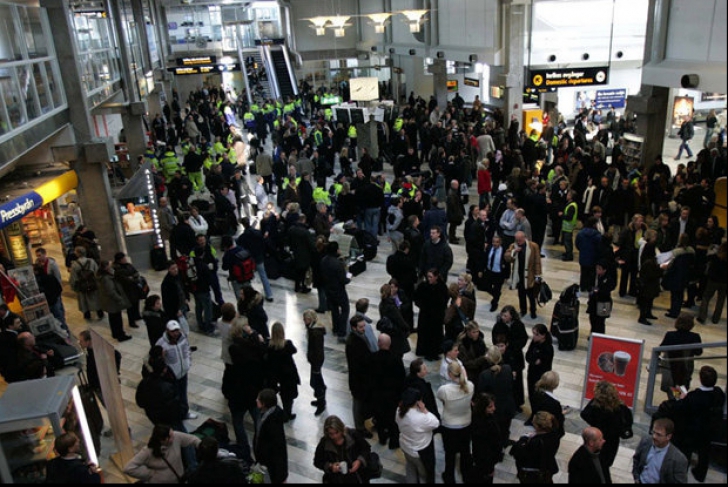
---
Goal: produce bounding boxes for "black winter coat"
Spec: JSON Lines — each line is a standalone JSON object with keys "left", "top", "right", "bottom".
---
{"left": 313, "top": 428, "right": 373, "bottom": 484}
{"left": 254, "top": 406, "right": 288, "bottom": 483}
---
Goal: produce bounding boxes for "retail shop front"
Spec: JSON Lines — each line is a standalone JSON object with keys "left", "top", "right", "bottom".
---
{"left": 0, "top": 171, "right": 81, "bottom": 272}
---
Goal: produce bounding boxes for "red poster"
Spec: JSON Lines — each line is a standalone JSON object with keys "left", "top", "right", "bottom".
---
{"left": 583, "top": 333, "right": 644, "bottom": 409}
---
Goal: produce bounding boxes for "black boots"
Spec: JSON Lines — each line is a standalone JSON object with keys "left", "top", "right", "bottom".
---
{"left": 312, "top": 396, "right": 327, "bottom": 416}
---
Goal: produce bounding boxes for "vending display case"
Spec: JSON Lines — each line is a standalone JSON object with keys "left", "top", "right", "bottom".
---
{"left": 0, "top": 376, "right": 98, "bottom": 483}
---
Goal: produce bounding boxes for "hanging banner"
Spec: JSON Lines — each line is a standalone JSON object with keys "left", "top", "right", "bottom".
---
{"left": 528, "top": 66, "right": 609, "bottom": 89}
{"left": 583, "top": 333, "right": 644, "bottom": 409}
{"left": 594, "top": 89, "right": 627, "bottom": 109}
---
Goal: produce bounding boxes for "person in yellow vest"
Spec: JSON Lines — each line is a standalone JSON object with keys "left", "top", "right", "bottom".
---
{"left": 281, "top": 164, "right": 301, "bottom": 192}
{"left": 347, "top": 123, "right": 358, "bottom": 162}
{"left": 312, "top": 186, "right": 332, "bottom": 206}
{"left": 560, "top": 190, "right": 579, "bottom": 262}
{"left": 312, "top": 125, "right": 323, "bottom": 149}
{"left": 393, "top": 115, "right": 404, "bottom": 133}
{"left": 144, "top": 147, "right": 159, "bottom": 171}
{"left": 324, "top": 107, "right": 332, "bottom": 122}
{"left": 250, "top": 102, "right": 260, "bottom": 114}
{"left": 160, "top": 146, "right": 181, "bottom": 180}
{"left": 243, "top": 111, "right": 255, "bottom": 130}
{"left": 212, "top": 137, "right": 226, "bottom": 158}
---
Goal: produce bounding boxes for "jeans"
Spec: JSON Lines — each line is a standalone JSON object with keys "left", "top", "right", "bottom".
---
{"left": 327, "top": 293, "right": 350, "bottom": 338}
{"left": 175, "top": 374, "right": 190, "bottom": 415}
{"left": 209, "top": 273, "right": 224, "bottom": 305}
{"left": 676, "top": 139, "right": 693, "bottom": 159}
{"left": 230, "top": 403, "right": 259, "bottom": 464}
{"left": 364, "top": 207, "right": 380, "bottom": 238}
{"left": 49, "top": 299, "right": 69, "bottom": 335}
{"left": 194, "top": 291, "right": 213, "bottom": 333}
{"left": 255, "top": 260, "right": 273, "bottom": 299}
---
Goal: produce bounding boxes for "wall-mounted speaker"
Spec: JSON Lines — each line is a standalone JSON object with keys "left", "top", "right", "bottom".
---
{"left": 409, "top": 49, "right": 416, "bottom": 56}
{"left": 469, "top": 54, "right": 478, "bottom": 63}
{"left": 371, "top": 46, "right": 377, "bottom": 52}
{"left": 389, "top": 48, "right": 395, "bottom": 54}
{"left": 436, "top": 51, "right": 445, "bottom": 59}
{"left": 681, "top": 74, "right": 699, "bottom": 89}
{"left": 582, "top": 53, "right": 589, "bottom": 60}
{"left": 548, "top": 54, "right": 556, "bottom": 62}
{"left": 615, "top": 50, "right": 623, "bottom": 59}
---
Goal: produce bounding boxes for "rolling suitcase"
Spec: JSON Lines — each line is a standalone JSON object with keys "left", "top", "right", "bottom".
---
{"left": 151, "top": 246, "right": 168, "bottom": 271}
{"left": 550, "top": 284, "right": 580, "bottom": 351}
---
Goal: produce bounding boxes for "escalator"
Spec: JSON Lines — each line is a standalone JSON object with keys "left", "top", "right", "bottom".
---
{"left": 242, "top": 48, "right": 274, "bottom": 101}
{"left": 269, "top": 48, "right": 296, "bottom": 100}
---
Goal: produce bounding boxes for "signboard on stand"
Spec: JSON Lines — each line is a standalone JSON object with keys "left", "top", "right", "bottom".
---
{"left": 583, "top": 333, "right": 644, "bottom": 409}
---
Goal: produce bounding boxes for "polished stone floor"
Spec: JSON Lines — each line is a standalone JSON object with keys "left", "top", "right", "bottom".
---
{"left": 4, "top": 128, "right": 724, "bottom": 483}
{"left": 60, "top": 217, "right": 726, "bottom": 484}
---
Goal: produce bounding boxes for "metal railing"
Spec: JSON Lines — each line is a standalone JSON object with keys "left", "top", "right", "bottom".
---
{"left": 644, "top": 341, "right": 727, "bottom": 415}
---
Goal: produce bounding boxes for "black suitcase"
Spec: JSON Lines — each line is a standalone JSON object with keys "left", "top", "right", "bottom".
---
{"left": 151, "top": 246, "right": 168, "bottom": 271}
{"left": 550, "top": 303, "right": 579, "bottom": 351}
{"left": 354, "top": 230, "right": 378, "bottom": 261}
{"left": 550, "top": 288, "right": 580, "bottom": 351}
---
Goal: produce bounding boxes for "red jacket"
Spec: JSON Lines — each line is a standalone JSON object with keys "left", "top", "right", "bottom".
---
{"left": 477, "top": 168, "right": 492, "bottom": 194}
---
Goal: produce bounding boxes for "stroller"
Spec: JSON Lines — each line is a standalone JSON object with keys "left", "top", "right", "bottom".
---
{"left": 550, "top": 283, "right": 580, "bottom": 351}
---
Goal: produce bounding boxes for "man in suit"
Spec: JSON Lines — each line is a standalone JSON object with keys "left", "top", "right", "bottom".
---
{"left": 668, "top": 206, "right": 697, "bottom": 248}
{"left": 505, "top": 231, "right": 543, "bottom": 319}
{"left": 345, "top": 315, "right": 374, "bottom": 438}
{"left": 568, "top": 427, "right": 612, "bottom": 484}
{"left": 632, "top": 418, "right": 688, "bottom": 484}
{"left": 320, "top": 241, "right": 351, "bottom": 342}
{"left": 480, "top": 235, "right": 507, "bottom": 312}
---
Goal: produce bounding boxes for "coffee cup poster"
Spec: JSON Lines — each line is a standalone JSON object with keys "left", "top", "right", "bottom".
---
{"left": 583, "top": 333, "right": 644, "bottom": 409}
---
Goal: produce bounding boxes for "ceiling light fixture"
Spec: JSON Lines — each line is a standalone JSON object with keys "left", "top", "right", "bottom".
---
{"left": 366, "top": 12, "right": 393, "bottom": 34}
{"left": 307, "top": 16, "right": 331, "bottom": 36}
{"left": 399, "top": 9, "right": 428, "bottom": 33}
{"left": 327, "top": 15, "right": 351, "bottom": 37}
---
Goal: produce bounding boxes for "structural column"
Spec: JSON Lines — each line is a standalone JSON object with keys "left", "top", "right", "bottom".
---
{"left": 626, "top": 0, "right": 669, "bottom": 172}
{"left": 41, "top": 0, "right": 123, "bottom": 261}
{"left": 502, "top": 0, "right": 526, "bottom": 127}
{"left": 430, "top": 59, "right": 448, "bottom": 112}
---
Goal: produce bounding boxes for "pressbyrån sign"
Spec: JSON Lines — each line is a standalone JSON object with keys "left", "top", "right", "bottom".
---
{"left": 0, "top": 194, "right": 43, "bottom": 227}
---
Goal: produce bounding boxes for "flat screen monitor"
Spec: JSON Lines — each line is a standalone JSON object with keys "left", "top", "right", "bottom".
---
{"left": 335, "top": 108, "right": 350, "bottom": 124}
{"left": 350, "top": 108, "right": 365, "bottom": 124}
{"left": 119, "top": 196, "right": 153, "bottom": 236}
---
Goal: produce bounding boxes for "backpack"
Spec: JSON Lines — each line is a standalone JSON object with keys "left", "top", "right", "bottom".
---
{"left": 537, "top": 279, "right": 552, "bottom": 307}
{"left": 74, "top": 261, "right": 98, "bottom": 293}
{"left": 230, "top": 249, "right": 256, "bottom": 283}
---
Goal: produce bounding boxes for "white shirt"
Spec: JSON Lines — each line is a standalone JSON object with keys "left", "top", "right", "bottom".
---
{"left": 396, "top": 408, "right": 440, "bottom": 457}
{"left": 123, "top": 211, "right": 148, "bottom": 233}
{"left": 436, "top": 381, "right": 474, "bottom": 429}
{"left": 440, "top": 357, "right": 466, "bottom": 381}
{"left": 189, "top": 214, "right": 209, "bottom": 236}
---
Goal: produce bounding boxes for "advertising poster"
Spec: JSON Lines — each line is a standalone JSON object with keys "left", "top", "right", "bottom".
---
{"left": 119, "top": 197, "right": 153, "bottom": 236}
{"left": 583, "top": 333, "right": 644, "bottom": 409}
{"left": 672, "top": 96, "right": 694, "bottom": 127}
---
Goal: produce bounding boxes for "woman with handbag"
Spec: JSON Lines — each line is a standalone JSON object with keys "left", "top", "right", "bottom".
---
{"left": 580, "top": 380, "right": 632, "bottom": 468}
{"left": 124, "top": 424, "right": 200, "bottom": 483}
{"left": 314, "top": 415, "right": 374, "bottom": 484}
{"left": 510, "top": 411, "right": 561, "bottom": 484}
{"left": 587, "top": 261, "right": 615, "bottom": 335}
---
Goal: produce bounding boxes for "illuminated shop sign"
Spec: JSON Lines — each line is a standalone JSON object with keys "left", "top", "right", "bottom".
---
{"left": 463, "top": 77, "right": 480, "bottom": 88}
{"left": 528, "top": 66, "right": 609, "bottom": 89}
{"left": 446, "top": 80, "right": 459, "bottom": 92}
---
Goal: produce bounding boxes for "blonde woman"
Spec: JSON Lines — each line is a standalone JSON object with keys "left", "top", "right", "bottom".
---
{"left": 527, "top": 371, "right": 565, "bottom": 440}
{"left": 580, "top": 380, "right": 632, "bottom": 467}
{"left": 436, "top": 361, "right": 474, "bottom": 484}
{"left": 266, "top": 322, "right": 301, "bottom": 421}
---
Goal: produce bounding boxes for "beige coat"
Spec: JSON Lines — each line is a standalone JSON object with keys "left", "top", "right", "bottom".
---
{"left": 505, "top": 240, "right": 542, "bottom": 289}
{"left": 124, "top": 432, "right": 201, "bottom": 483}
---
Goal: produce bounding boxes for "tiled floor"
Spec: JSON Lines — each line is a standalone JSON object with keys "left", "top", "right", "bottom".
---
{"left": 7, "top": 129, "right": 727, "bottom": 483}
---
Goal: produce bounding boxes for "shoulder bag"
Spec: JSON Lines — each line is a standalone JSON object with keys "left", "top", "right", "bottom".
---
{"left": 595, "top": 300, "right": 612, "bottom": 317}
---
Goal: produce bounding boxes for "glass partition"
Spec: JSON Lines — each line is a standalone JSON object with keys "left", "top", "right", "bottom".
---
{"left": 71, "top": 9, "right": 120, "bottom": 107}
{"left": 0, "top": 1, "right": 66, "bottom": 141}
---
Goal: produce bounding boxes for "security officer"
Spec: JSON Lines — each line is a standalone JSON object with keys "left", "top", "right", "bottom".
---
{"left": 347, "top": 123, "right": 358, "bottom": 161}
{"left": 160, "top": 145, "right": 181, "bottom": 180}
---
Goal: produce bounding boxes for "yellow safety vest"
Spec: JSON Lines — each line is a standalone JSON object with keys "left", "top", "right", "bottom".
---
{"left": 348, "top": 125, "right": 357, "bottom": 138}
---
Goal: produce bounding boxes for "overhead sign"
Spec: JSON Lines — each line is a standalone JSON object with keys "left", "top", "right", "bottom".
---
{"left": 528, "top": 66, "right": 609, "bottom": 89}
{"left": 177, "top": 56, "right": 217, "bottom": 66}
{"left": 583, "top": 333, "right": 644, "bottom": 409}
{"left": 594, "top": 88, "right": 627, "bottom": 109}
{"left": 464, "top": 77, "right": 480, "bottom": 88}
{"left": 168, "top": 64, "right": 241, "bottom": 75}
